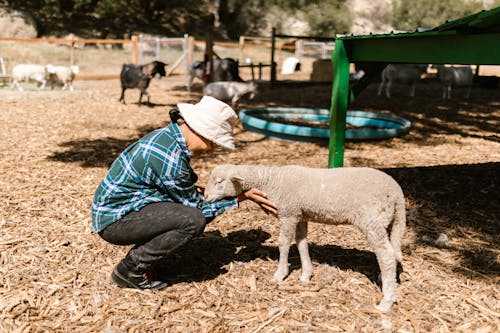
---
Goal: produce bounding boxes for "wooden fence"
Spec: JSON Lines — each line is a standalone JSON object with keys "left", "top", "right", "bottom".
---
{"left": 0, "top": 33, "right": 336, "bottom": 83}
{"left": 0, "top": 36, "right": 140, "bottom": 64}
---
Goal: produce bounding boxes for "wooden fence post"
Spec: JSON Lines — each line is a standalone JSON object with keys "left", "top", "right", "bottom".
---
{"left": 70, "top": 36, "right": 75, "bottom": 66}
{"left": 187, "top": 36, "right": 194, "bottom": 66}
{"left": 239, "top": 36, "right": 245, "bottom": 62}
{"left": 132, "top": 35, "right": 139, "bottom": 64}
{"left": 295, "top": 40, "right": 302, "bottom": 59}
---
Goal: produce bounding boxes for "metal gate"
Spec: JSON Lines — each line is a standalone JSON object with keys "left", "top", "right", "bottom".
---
{"left": 138, "top": 34, "right": 190, "bottom": 85}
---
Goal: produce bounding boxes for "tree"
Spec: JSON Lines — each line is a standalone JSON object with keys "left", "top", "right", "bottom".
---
{"left": 1, "top": 0, "right": 353, "bottom": 39}
{"left": 303, "top": 1, "right": 352, "bottom": 36}
{"left": 215, "top": 0, "right": 270, "bottom": 39}
{"left": 391, "top": 0, "right": 484, "bottom": 31}
{"left": 1, "top": 0, "right": 213, "bottom": 38}
{"left": 233, "top": 0, "right": 352, "bottom": 37}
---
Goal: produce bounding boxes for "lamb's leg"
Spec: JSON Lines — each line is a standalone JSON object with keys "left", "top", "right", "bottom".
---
{"left": 231, "top": 95, "right": 239, "bottom": 108}
{"left": 465, "top": 85, "right": 471, "bottom": 99}
{"left": 12, "top": 80, "right": 23, "bottom": 92}
{"left": 372, "top": 234, "right": 398, "bottom": 312}
{"left": 444, "top": 84, "right": 452, "bottom": 100}
{"left": 362, "top": 218, "right": 398, "bottom": 312}
{"left": 385, "top": 80, "right": 392, "bottom": 98}
{"left": 408, "top": 82, "right": 416, "bottom": 98}
{"left": 376, "top": 244, "right": 398, "bottom": 311}
{"left": 274, "top": 216, "right": 299, "bottom": 282}
{"left": 377, "top": 81, "right": 384, "bottom": 96}
{"left": 296, "top": 221, "right": 313, "bottom": 282}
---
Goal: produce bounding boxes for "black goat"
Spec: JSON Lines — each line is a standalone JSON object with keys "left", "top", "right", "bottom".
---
{"left": 119, "top": 60, "right": 167, "bottom": 105}
{"left": 187, "top": 58, "right": 243, "bottom": 91}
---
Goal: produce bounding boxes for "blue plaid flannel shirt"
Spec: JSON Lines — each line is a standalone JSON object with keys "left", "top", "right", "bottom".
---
{"left": 91, "top": 123, "right": 238, "bottom": 233}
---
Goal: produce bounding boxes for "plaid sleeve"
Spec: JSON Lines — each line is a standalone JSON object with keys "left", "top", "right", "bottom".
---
{"left": 163, "top": 174, "right": 238, "bottom": 218}
{"left": 143, "top": 134, "right": 238, "bottom": 219}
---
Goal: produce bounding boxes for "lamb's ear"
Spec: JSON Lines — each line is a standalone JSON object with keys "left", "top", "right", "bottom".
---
{"left": 230, "top": 176, "right": 244, "bottom": 183}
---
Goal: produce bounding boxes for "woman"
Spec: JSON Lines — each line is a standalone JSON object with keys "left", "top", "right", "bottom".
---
{"left": 91, "top": 96, "right": 277, "bottom": 290}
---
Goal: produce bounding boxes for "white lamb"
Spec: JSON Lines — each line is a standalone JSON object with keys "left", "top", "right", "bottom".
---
{"left": 47, "top": 65, "right": 79, "bottom": 91}
{"left": 11, "top": 64, "right": 49, "bottom": 91}
{"left": 431, "top": 64, "right": 473, "bottom": 99}
{"left": 377, "top": 64, "right": 428, "bottom": 98}
{"left": 203, "top": 81, "right": 257, "bottom": 107}
{"left": 205, "top": 164, "right": 406, "bottom": 312}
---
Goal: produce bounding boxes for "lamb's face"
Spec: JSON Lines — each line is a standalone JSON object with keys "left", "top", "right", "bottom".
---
{"left": 204, "top": 166, "right": 242, "bottom": 202}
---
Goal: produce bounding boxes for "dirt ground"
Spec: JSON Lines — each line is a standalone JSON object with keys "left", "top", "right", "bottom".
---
{"left": 0, "top": 75, "right": 498, "bottom": 332}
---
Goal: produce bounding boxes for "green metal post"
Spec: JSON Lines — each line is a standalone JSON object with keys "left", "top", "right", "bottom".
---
{"left": 328, "top": 40, "right": 350, "bottom": 168}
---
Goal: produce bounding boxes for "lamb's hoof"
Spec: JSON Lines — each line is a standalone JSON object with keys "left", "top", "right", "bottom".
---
{"left": 273, "top": 271, "right": 287, "bottom": 282}
{"left": 299, "top": 274, "right": 312, "bottom": 282}
{"left": 375, "top": 299, "right": 394, "bottom": 312}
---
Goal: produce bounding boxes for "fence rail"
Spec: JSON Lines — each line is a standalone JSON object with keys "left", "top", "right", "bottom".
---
{"left": 0, "top": 32, "right": 337, "bottom": 84}
{"left": 0, "top": 36, "right": 140, "bottom": 67}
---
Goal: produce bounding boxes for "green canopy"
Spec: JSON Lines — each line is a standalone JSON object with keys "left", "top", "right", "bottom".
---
{"left": 328, "top": 7, "right": 500, "bottom": 167}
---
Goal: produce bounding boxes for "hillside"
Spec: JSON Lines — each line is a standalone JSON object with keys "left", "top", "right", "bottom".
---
{"left": 348, "top": 0, "right": 394, "bottom": 34}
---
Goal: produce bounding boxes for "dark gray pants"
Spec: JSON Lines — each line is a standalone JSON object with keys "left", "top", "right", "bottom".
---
{"left": 99, "top": 202, "right": 211, "bottom": 269}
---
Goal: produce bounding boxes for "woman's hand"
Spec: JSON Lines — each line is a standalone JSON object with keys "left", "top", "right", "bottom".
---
{"left": 237, "top": 188, "right": 278, "bottom": 216}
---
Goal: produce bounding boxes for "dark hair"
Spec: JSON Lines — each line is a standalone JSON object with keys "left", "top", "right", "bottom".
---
{"left": 169, "top": 108, "right": 183, "bottom": 124}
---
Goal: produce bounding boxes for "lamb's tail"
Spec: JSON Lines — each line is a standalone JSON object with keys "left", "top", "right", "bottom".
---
{"left": 390, "top": 197, "right": 406, "bottom": 263}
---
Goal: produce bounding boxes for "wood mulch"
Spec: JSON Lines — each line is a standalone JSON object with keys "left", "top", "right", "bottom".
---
{"left": 0, "top": 76, "right": 498, "bottom": 332}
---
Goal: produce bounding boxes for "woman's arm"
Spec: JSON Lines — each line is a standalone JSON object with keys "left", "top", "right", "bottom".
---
{"left": 237, "top": 188, "right": 278, "bottom": 216}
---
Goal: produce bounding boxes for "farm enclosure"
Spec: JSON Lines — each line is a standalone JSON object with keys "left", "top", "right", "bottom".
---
{"left": 0, "top": 34, "right": 339, "bottom": 91}
{"left": 0, "top": 35, "right": 499, "bottom": 332}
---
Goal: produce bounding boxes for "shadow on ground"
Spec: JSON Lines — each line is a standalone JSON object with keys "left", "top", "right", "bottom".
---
{"left": 156, "top": 229, "right": 382, "bottom": 286}
{"left": 159, "top": 159, "right": 500, "bottom": 286}
{"left": 351, "top": 80, "right": 500, "bottom": 144}
{"left": 385, "top": 162, "right": 499, "bottom": 277}
{"left": 47, "top": 124, "right": 161, "bottom": 167}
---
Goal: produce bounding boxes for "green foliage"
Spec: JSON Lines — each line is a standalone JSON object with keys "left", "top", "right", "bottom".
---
{"left": 1, "top": 0, "right": 354, "bottom": 39}
{"left": 216, "top": 0, "right": 270, "bottom": 39}
{"left": 304, "top": 1, "right": 352, "bottom": 36}
{"left": 391, "top": 0, "right": 484, "bottom": 31}
{"left": 262, "top": 0, "right": 352, "bottom": 37}
{"left": 1, "top": 0, "right": 213, "bottom": 38}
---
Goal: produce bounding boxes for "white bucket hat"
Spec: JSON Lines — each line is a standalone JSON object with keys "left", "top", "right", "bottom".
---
{"left": 177, "top": 96, "right": 239, "bottom": 150}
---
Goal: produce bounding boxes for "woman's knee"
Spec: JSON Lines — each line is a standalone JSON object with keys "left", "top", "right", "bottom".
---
{"left": 177, "top": 205, "right": 206, "bottom": 236}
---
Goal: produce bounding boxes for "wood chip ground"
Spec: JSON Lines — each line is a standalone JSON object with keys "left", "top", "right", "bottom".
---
{"left": 0, "top": 76, "right": 498, "bottom": 332}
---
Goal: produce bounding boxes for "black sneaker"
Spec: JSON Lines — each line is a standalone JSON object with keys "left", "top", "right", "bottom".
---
{"left": 111, "top": 261, "right": 168, "bottom": 290}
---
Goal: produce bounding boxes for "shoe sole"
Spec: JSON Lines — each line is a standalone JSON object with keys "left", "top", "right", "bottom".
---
{"left": 111, "top": 267, "right": 139, "bottom": 289}
{"left": 111, "top": 267, "right": 168, "bottom": 291}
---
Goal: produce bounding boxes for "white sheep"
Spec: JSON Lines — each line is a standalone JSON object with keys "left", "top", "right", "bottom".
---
{"left": 205, "top": 164, "right": 406, "bottom": 312}
{"left": 203, "top": 81, "right": 257, "bottom": 107}
{"left": 431, "top": 64, "right": 473, "bottom": 99}
{"left": 11, "top": 64, "right": 49, "bottom": 91}
{"left": 377, "top": 64, "right": 428, "bottom": 98}
{"left": 47, "top": 65, "right": 79, "bottom": 91}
